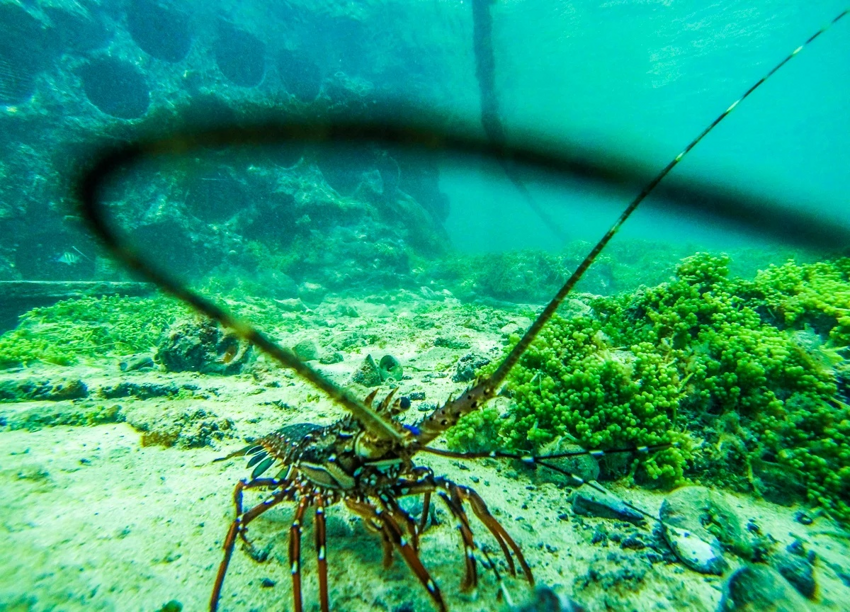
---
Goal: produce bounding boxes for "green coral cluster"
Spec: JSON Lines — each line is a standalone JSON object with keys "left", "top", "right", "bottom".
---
{"left": 0, "top": 295, "right": 187, "bottom": 368}
{"left": 448, "top": 253, "right": 850, "bottom": 520}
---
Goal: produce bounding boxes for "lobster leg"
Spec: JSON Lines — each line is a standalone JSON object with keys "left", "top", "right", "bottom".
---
{"left": 452, "top": 482, "right": 533, "bottom": 585}
{"left": 238, "top": 480, "right": 295, "bottom": 556}
{"left": 210, "top": 479, "right": 289, "bottom": 612}
{"left": 346, "top": 498, "right": 447, "bottom": 612}
{"left": 289, "top": 497, "right": 311, "bottom": 612}
{"left": 436, "top": 490, "right": 478, "bottom": 591}
{"left": 314, "top": 495, "right": 330, "bottom": 612}
{"left": 419, "top": 491, "right": 432, "bottom": 535}
{"left": 378, "top": 495, "right": 421, "bottom": 552}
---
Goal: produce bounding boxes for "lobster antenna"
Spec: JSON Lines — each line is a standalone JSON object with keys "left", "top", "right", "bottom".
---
{"left": 73, "top": 241, "right": 404, "bottom": 445}
{"left": 484, "top": 8, "right": 849, "bottom": 392}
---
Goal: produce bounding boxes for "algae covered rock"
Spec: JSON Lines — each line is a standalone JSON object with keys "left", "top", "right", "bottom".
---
{"left": 157, "top": 317, "right": 253, "bottom": 375}
{"left": 533, "top": 439, "right": 600, "bottom": 487}
{"left": 452, "top": 351, "right": 490, "bottom": 383}
{"left": 0, "top": 377, "right": 88, "bottom": 402}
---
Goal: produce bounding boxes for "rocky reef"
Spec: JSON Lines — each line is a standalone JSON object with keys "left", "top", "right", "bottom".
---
{"left": 0, "top": 0, "right": 457, "bottom": 290}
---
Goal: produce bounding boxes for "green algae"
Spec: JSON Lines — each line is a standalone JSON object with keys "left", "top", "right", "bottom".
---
{"left": 448, "top": 254, "right": 850, "bottom": 521}
{"left": 0, "top": 294, "right": 188, "bottom": 368}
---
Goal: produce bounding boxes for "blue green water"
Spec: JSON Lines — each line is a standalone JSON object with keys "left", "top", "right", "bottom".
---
{"left": 2, "top": 3, "right": 850, "bottom": 610}
{"left": 437, "top": 1, "right": 850, "bottom": 252}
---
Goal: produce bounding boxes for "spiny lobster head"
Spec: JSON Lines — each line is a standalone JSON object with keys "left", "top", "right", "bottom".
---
{"left": 286, "top": 416, "right": 411, "bottom": 492}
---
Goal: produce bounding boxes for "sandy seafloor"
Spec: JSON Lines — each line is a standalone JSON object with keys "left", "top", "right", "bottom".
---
{"left": 1, "top": 293, "right": 850, "bottom": 612}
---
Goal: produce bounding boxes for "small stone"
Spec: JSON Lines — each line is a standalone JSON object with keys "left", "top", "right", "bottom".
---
{"left": 419, "top": 286, "right": 439, "bottom": 300}
{"left": 508, "top": 586, "right": 582, "bottom": 612}
{"left": 452, "top": 352, "right": 490, "bottom": 383}
{"left": 499, "top": 322, "right": 521, "bottom": 336}
{"left": 621, "top": 535, "right": 646, "bottom": 550}
{"left": 793, "top": 511, "right": 814, "bottom": 525}
{"left": 720, "top": 566, "right": 812, "bottom": 611}
{"left": 659, "top": 486, "right": 744, "bottom": 573}
{"left": 334, "top": 303, "right": 359, "bottom": 317}
{"left": 119, "top": 354, "right": 155, "bottom": 371}
{"left": 434, "top": 336, "right": 471, "bottom": 349}
{"left": 662, "top": 524, "right": 727, "bottom": 575}
{"left": 158, "top": 317, "right": 252, "bottom": 374}
{"left": 571, "top": 483, "right": 645, "bottom": 526}
{"left": 772, "top": 550, "right": 816, "bottom": 599}
{"left": 260, "top": 577, "right": 275, "bottom": 588}
{"left": 274, "top": 298, "right": 307, "bottom": 312}
{"left": 533, "top": 439, "right": 600, "bottom": 487}
{"left": 409, "top": 391, "right": 425, "bottom": 401}
{"left": 786, "top": 539, "right": 806, "bottom": 557}
{"left": 319, "top": 351, "right": 344, "bottom": 365}
{"left": 292, "top": 339, "right": 320, "bottom": 362}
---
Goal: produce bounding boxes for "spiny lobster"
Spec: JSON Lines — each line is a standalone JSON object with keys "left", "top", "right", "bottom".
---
{"left": 75, "top": 11, "right": 847, "bottom": 612}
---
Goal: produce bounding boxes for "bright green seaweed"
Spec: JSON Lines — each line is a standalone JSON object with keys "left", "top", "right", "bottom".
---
{"left": 448, "top": 253, "right": 850, "bottom": 521}
{"left": 0, "top": 295, "right": 188, "bottom": 367}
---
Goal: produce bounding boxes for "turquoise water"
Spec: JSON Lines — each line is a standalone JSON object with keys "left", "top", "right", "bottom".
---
{"left": 439, "top": 2, "right": 850, "bottom": 252}
{"left": 1, "top": 3, "right": 850, "bottom": 611}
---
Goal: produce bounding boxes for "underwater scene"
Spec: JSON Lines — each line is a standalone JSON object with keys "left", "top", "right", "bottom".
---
{"left": 2, "top": 1, "right": 850, "bottom": 611}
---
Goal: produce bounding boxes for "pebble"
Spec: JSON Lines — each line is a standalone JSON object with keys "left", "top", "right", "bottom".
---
{"left": 499, "top": 322, "right": 521, "bottom": 336}
{"left": 318, "top": 351, "right": 344, "bottom": 364}
{"left": 297, "top": 282, "right": 327, "bottom": 305}
{"left": 274, "top": 298, "right": 307, "bottom": 312}
{"left": 771, "top": 550, "right": 816, "bottom": 599}
{"left": 452, "top": 352, "right": 490, "bottom": 383}
{"left": 434, "top": 336, "right": 471, "bottom": 349}
{"left": 719, "top": 566, "right": 812, "bottom": 612}
{"left": 662, "top": 524, "right": 727, "bottom": 575}
{"left": 659, "top": 486, "right": 744, "bottom": 574}
{"left": 119, "top": 353, "right": 155, "bottom": 371}
{"left": 571, "top": 483, "right": 645, "bottom": 526}
{"left": 292, "top": 339, "right": 320, "bottom": 361}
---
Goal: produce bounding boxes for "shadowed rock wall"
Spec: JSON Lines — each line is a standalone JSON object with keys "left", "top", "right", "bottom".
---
{"left": 0, "top": 0, "right": 463, "bottom": 292}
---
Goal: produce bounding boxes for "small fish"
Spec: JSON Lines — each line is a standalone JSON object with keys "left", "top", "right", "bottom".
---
{"left": 55, "top": 251, "right": 81, "bottom": 265}
{"left": 55, "top": 246, "right": 91, "bottom": 266}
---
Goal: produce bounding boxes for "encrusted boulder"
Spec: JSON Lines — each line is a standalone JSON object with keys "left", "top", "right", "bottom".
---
{"left": 157, "top": 317, "right": 253, "bottom": 375}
